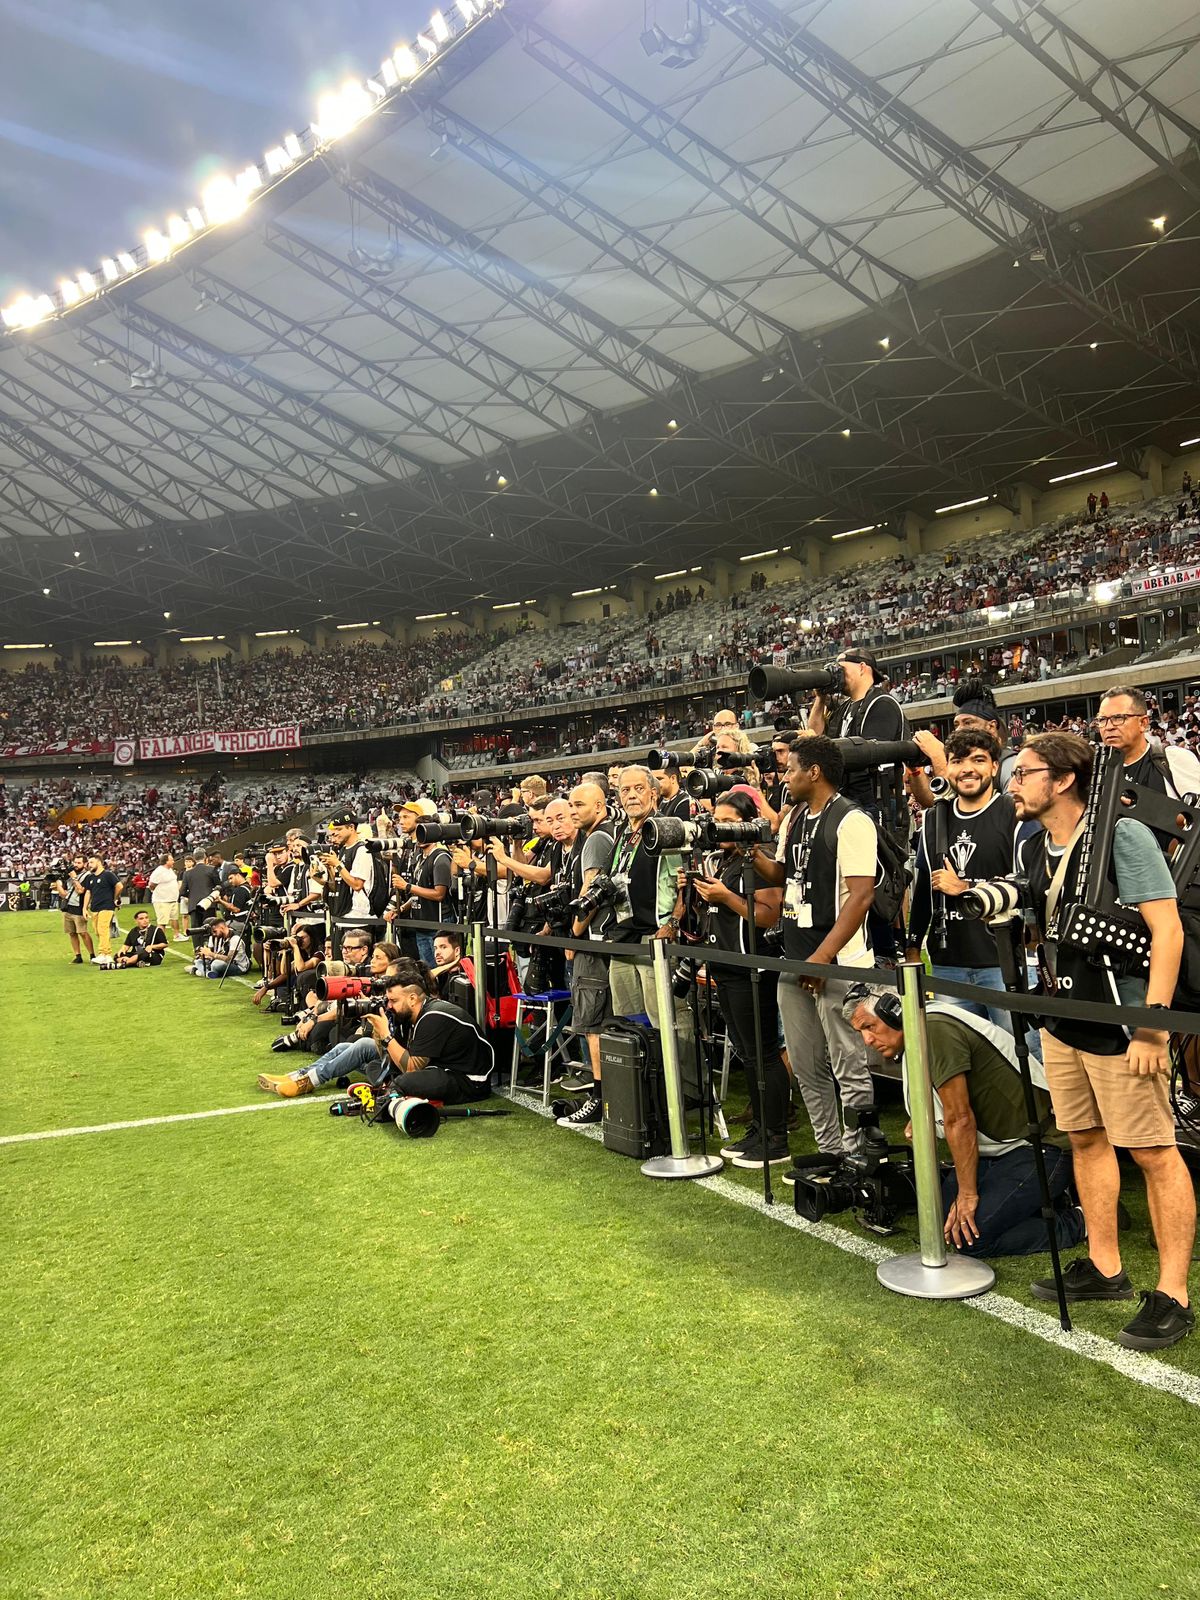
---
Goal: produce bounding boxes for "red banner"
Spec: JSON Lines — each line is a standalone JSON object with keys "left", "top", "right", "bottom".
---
{"left": 131, "top": 725, "right": 302, "bottom": 762}
{"left": 0, "top": 738, "right": 112, "bottom": 760}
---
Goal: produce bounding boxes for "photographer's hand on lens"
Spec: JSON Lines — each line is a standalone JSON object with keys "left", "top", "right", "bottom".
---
{"left": 912, "top": 729, "right": 948, "bottom": 775}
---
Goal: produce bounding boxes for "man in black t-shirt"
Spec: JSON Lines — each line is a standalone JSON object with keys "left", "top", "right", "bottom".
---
{"left": 81, "top": 854, "right": 123, "bottom": 965}
{"left": 115, "top": 910, "right": 168, "bottom": 968}
{"left": 361, "top": 974, "right": 494, "bottom": 1105}
{"left": 807, "top": 649, "right": 905, "bottom": 807}
{"left": 181, "top": 856, "right": 221, "bottom": 934}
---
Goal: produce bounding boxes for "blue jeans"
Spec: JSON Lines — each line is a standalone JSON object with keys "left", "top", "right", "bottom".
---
{"left": 305, "top": 1036, "right": 386, "bottom": 1089}
{"left": 942, "top": 1144, "right": 1085, "bottom": 1257}
{"left": 415, "top": 933, "right": 437, "bottom": 966}
{"left": 931, "top": 963, "right": 1042, "bottom": 1061}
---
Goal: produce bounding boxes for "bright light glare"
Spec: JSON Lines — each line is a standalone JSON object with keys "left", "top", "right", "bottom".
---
{"left": 166, "top": 214, "right": 191, "bottom": 246}
{"left": 143, "top": 229, "right": 171, "bottom": 263}
{"left": 393, "top": 44, "right": 420, "bottom": 77}
{"left": 314, "top": 81, "right": 374, "bottom": 141}
{"left": 59, "top": 278, "right": 81, "bottom": 306}
{"left": 100, "top": 258, "right": 120, "bottom": 282}
{"left": 430, "top": 9, "right": 450, "bottom": 41}
{"left": 201, "top": 176, "right": 248, "bottom": 226}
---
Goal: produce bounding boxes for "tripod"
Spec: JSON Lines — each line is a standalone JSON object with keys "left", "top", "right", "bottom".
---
{"left": 989, "top": 913, "right": 1072, "bottom": 1331}
{"left": 216, "top": 880, "right": 266, "bottom": 991}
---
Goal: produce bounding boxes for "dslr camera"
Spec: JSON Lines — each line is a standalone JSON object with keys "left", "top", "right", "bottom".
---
{"left": 569, "top": 872, "right": 621, "bottom": 921}
{"left": 529, "top": 883, "right": 574, "bottom": 931}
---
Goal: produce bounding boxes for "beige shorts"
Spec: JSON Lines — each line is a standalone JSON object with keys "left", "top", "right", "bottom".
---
{"left": 1040, "top": 1030, "right": 1175, "bottom": 1149}
{"left": 153, "top": 901, "right": 180, "bottom": 925}
{"left": 62, "top": 912, "right": 88, "bottom": 937}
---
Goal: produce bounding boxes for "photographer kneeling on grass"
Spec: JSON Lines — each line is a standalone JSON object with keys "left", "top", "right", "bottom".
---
{"left": 189, "top": 915, "right": 251, "bottom": 978}
{"left": 848, "top": 990, "right": 1087, "bottom": 1259}
{"left": 260, "top": 959, "right": 494, "bottom": 1105}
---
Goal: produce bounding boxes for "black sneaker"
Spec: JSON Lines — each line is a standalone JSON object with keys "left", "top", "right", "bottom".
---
{"left": 731, "top": 1136, "right": 791, "bottom": 1169}
{"left": 1117, "top": 1290, "right": 1195, "bottom": 1350}
{"left": 1030, "top": 1257, "right": 1135, "bottom": 1303}
{"left": 556, "top": 1094, "right": 602, "bottom": 1128}
{"left": 72, "top": 954, "right": 83, "bottom": 964}
{"left": 720, "top": 1126, "right": 759, "bottom": 1159}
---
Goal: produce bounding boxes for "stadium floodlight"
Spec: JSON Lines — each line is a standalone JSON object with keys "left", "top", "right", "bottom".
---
{"left": 739, "top": 548, "right": 778, "bottom": 561}
{"left": 335, "top": 622, "right": 371, "bottom": 630}
{"left": 235, "top": 164, "right": 262, "bottom": 197}
{"left": 254, "top": 629, "right": 291, "bottom": 637}
{"left": 186, "top": 208, "right": 205, "bottom": 232}
{"left": 201, "top": 175, "right": 247, "bottom": 226}
{"left": 415, "top": 611, "right": 448, "bottom": 620}
{"left": 3, "top": 642, "right": 50, "bottom": 650}
{"left": 166, "top": 214, "right": 191, "bottom": 246}
{"left": 654, "top": 569, "right": 687, "bottom": 580}
{"left": 380, "top": 57, "right": 399, "bottom": 88}
{"left": 314, "top": 81, "right": 373, "bottom": 142}
{"left": 572, "top": 587, "right": 603, "bottom": 596}
{"left": 415, "top": 30, "right": 439, "bottom": 59}
{"left": 1178, "top": 435, "right": 1200, "bottom": 449}
{"left": 832, "top": 524, "right": 879, "bottom": 540}
{"left": 934, "top": 495, "right": 990, "bottom": 514}
{"left": 116, "top": 252, "right": 137, "bottom": 274}
{"left": 143, "top": 228, "right": 171, "bottom": 263}
{"left": 456, "top": 0, "right": 477, "bottom": 18}
{"left": 430, "top": 9, "right": 450, "bottom": 42}
{"left": 492, "top": 601, "right": 522, "bottom": 610}
{"left": 1152, "top": 215, "right": 1167, "bottom": 233}
{"left": 393, "top": 44, "right": 420, "bottom": 77}
{"left": 2, "top": 292, "right": 54, "bottom": 329}
{"left": 100, "top": 258, "right": 120, "bottom": 283}
{"left": 284, "top": 133, "right": 303, "bottom": 161}
{"left": 179, "top": 635, "right": 214, "bottom": 643}
{"left": 76, "top": 270, "right": 97, "bottom": 296}
{"left": 59, "top": 278, "right": 82, "bottom": 307}
{"left": 1047, "top": 460, "right": 1118, "bottom": 484}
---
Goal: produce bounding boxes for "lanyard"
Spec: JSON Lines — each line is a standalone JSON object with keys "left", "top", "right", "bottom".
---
{"left": 612, "top": 830, "right": 641, "bottom": 876}
{"left": 790, "top": 799, "right": 833, "bottom": 895}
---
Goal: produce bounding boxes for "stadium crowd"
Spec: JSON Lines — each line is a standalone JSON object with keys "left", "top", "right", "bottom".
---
{"left": 4, "top": 491, "right": 1200, "bottom": 752}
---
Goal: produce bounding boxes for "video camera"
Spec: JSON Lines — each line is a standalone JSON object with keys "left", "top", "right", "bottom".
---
{"left": 790, "top": 1112, "right": 916, "bottom": 1235}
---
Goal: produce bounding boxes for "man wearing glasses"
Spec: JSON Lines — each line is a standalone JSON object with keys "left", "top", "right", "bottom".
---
{"left": 1095, "top": 685, "right": 1200, "bottom": 808}
{"left": 1011, "top": 731, "right": 1194, "bottom": 1350}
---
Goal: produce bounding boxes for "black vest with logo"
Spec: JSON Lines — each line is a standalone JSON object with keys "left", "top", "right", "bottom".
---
{"left": 1026, "top": 832, "right": 1128, "bottom": 1055}
{"left": 922, "top": 793, "right": 1018, "bottom": 968}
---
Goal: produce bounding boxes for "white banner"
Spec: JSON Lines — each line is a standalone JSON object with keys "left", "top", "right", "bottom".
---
{"left": 131, "top": 725, "right": 302, "bottom": 762}
{"left": 1131, "top": 566, "right": 1200, "bottom": 597}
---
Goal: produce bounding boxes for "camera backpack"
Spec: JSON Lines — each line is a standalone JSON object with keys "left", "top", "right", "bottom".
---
{"left": 818, "top": 796, "right": 911, "bottom": 925}
{"left": 598, "top": 1019, "right": 669, "bottom": 1160}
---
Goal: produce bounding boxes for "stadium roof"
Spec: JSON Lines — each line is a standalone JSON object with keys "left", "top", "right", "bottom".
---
{"left": 2, "top": 0, "right": 1200, "bottom": 646}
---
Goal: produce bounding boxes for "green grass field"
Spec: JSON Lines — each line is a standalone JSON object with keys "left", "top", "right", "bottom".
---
{"left": 4, "top": 910, "right": 1200, "bottom": 1600}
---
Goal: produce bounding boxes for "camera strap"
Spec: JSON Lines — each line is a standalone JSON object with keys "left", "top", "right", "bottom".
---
{"left": 1043, "top": 817, "right": 1087, "bottom": 941}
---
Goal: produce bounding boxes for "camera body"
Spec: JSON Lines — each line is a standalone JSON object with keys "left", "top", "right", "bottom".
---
{"left": 789, "top": 1111, "right": 915, "bottom": 1235}
{"left": 569, "top": 871, "right": 620, "bottom": 921}
{"left": 529, "top": 883, "right": 573, "bottom": 930}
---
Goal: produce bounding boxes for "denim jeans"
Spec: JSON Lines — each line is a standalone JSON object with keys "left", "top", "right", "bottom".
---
{"left": 942, "top": 1144, "right": 1085, "bottom": 1257}
{"left": 931, "top": 962, "right": 1042, "bottom": 1061}
{"left": 415, "top": 933, "right": 437, "bottom": 966}
{"left": 305, "top": 1035, "right": 386, "bottom": 1088}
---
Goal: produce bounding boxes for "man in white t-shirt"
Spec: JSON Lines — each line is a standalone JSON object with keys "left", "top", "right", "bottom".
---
{"left": 146, "top": 853, "right": 183, "bottom": 940}
{"left": 752, "top": 735, "right": 882, "bottom": 1160}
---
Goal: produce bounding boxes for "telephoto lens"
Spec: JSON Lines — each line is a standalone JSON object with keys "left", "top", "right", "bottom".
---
{"left": 641, "top": 815, "right": 706, "bottom": 854}
{"left": 702, "top": 817, "right": 773, "bottom": 847}
{"left": 959, "top": 879, "right": 1022, "bottom": 922}
{"left": 685, "top": 768, "right": 737, "bottom": 801}
{"left": 415, "top": 818, "right": 472, "bottom": 844}
{"left": 462, "top": 813, "right": 533, "bottom": 843}
{"left": 747, "top": 662, "right": 843, "bottom": 701}
{"left": 835, "top": 736, "right": 928, "bottom": 772}
{"left": 645, "top": 748, "right": 681, "bottom": 772}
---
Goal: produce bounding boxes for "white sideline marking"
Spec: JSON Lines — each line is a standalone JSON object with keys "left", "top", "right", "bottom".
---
{"left": 505, "top": 1087, "right": 1200, "bottom": 1411}
{"left": 0, "top": 1095, "right": 334, "bottom": 1146}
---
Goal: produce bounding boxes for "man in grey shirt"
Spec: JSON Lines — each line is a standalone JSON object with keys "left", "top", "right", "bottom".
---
{"left": 557, "top": 782, "right": 615, "bottom": 1128}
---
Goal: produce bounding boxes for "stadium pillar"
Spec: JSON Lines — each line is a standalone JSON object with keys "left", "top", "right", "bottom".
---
{"left": 900, "top": 512, "right": 924, "bottom": 556}
{"left": 1014, "top": 482, "right": 1040, "bottom": 531}
{"left": 388, "top": 617, "right": 410, "bottom": 645}
{"left": 629, "top": 579, "right": 650, "bottom": 615}
{"left": 710, "top": 559, "right": 734, "bottom": 598}
{"left": 800, "top": 537, "right": 823, "bottom": 575}
{"left": 1141, "top": 446, "right": 1169, "bottom": 500}
{"left": 311, "top": 625, "right": 332, "bottom": 652}
{"left": 467, "top": 606, "right": 488, "bottom": 635}
{"left": 542, "top": 594, "right": 563, "bottom": 626}
{"left": 234, "top": 632, "right": 252, "bottom": 662}
{"left": 152, "top": 637, "right": 172, "bottom": 668}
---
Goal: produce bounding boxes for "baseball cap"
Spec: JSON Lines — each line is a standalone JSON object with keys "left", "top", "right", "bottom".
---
{"left": 840, "top": 648, "right": 882, "bottom": 681}
{"left": 400, "top": 797, "right": 438, "bottom": 817}
{"left": 326, "top": 809, "right": 359, "bottom": 828}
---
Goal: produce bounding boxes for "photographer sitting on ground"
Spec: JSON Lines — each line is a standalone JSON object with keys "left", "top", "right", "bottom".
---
{"left": 269, "top": 931, "right": 379, "bottom": 1052}
{"left": 848, "top": 990, "right": 1086, "bottom": 1258}
{"left": 259, "top": 951, "right": 415, "bottom": 1098}
{"left": 373, "top": 966, "right": 496, "bottom": 1110}
{"left": 252, "top": 923, "right": 324, "bottom": 1010}
{"left": 114, "top": 909, "right": 168, "bottom": 969}
{"left": 189, "top": 915, "right": 250, "bottom": 978}
{"left": 429, "top": 929, "right": 475, "bottom": 999}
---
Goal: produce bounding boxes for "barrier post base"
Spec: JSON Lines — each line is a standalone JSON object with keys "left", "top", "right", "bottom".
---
{"left": 877, "top": 1253, "right": 996, "bottom": 1300}
{"left": 641, "top": 1153, "right": 724, "bottom": 1180}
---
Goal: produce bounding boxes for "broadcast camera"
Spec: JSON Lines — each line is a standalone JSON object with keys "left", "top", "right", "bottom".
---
{"left": 789, "top": 1111, "right": 916, "bottom": 1235}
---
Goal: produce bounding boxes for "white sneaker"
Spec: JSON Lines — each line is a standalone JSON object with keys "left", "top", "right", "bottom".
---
{"left": 174, "top": 934, "right": 190, "bottom": 942}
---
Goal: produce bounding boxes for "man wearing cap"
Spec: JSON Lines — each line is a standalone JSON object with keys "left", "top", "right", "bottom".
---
{"left": 806, "top": 649, "right": 905, "bottom": 806}
{"left": 321, "top": 812, "right": 376, "bottom": 923}
{"left": 390, "top": 800, "right": 452, "bottom": 965}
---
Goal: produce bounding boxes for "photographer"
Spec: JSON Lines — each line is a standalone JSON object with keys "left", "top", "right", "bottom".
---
{"left": 53, "top": 854, "right": 94, "bottom": 964}
{"left": 1012, "top": 731, "right": 1194, "bottom": 1349}
{"left": 321, "top": 810, "right": 376, "bottom": 928}
{"left": 1095, "top": 684, "right": 1200, "bottom": 816}
{"left": 386, "top": 799, "right": 433, "bottom": 954}
{"left": 253, "top": 923, "right": 324, "bottom": 1011}
{"left": 907, "top": 679, "right": 1019, "bottom": 806}
{"left": 906, "top": 728, "right": 1028, "bottom": 1026}
{"left": 653, "top": 756, "right": 693, "bottom": 821}
{"left": 848, "top": 992, "right": 1086, "bottom": 1258}
{"left": 81, "top": 853, "right": 123, "bottom": 967}
{"left": 392, "top": 820, "right": 454, "bottom": 965}
{"left": 215, "top": 868, "right": 252, "bottom": 928}
{"left": 692, "top": 791, "right": 789, "bottom": 1168}
{"left": 180, "top": 853, "right": 221, "bottom": 936}
{"left": 430, "top": 929, "right": 475, "bottom": 998}
{"left": 270, "top": 930, "right": 375, "bottom": 1053}
{"left": 259, "top": 952, "right": 417, "bottom": 1098}
{"left": 691, "top": 708, "right": 747, "bottom": 766}
{"left": 114, "top": 909, "right": 168, "bottom": 969}
{"left": 806, "top": 650, "right": 904, "bottom": 802}
{"left": 555, "top": 781, "right": 616, "bottom": 1128}
{"left": 520, "top": 797, "right": 578, "bottom": 993}
{"left": 189, "top": 915, "right": 250, "bottom": 978}
{"left": 750, "top": 736, "right": 880, "bottom": 1161}
{"left": 761, "top": 732, "right": 795, "bottom": 821}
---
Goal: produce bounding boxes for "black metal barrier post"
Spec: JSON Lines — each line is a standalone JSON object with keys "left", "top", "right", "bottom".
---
{"left": 876, "top": 963, "right": 997, "bottom": 1301}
